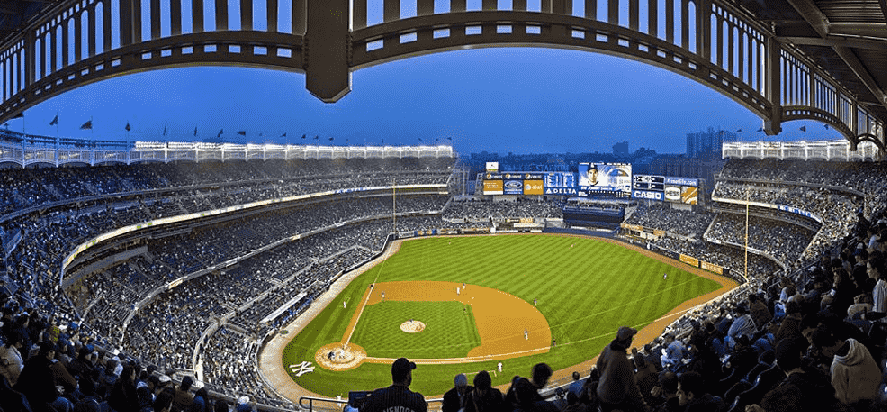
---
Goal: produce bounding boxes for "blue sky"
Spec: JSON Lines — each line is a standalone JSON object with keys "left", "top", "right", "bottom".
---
{"left": 3, "top": 0, "right": 844, "bottom": 155}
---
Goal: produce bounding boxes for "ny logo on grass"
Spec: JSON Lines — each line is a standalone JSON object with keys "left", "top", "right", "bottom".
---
{"left": 290, "top": 361, "right": 315, "bottom": 377}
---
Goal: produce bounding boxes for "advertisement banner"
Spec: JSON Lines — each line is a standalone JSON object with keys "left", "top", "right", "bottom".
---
{"left": 701, "top": 261, "right": 724, "bottom": 275}
{"left": 620, "top": 223, "right": 644, "bottom": 232}
{"left": 524, "top": 173, "right": 545, "bottom": 180}
{"left": 633, "top": 190, "right": 663, "bottom": 201}
{"left": 484, "top": 173, "right": 504, "bottom": 180}
{"left": 679, "top": 254, "right": 700, "bottom": 268}
{"left": 664, "top": 186, "right": 681, "bottom": 202}
{"left": 523, "top": 179, "right": 544, "bottom": 195}
{"left": 486, "top": 162, "right": 499, "bottom": 172}
{"left": 503, "top": 179, "right": 523, "bottom": 195}
{"left": 664, "top": 177, "right": 698, "bottom": 187}
{"left": 680, "top": 186, "right": 698, "bottom": 205}
{"left": 483, "top": 180, "right": 503, "bottom": 195}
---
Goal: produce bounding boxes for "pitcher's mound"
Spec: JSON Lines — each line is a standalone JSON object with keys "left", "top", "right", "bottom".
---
{"left": 400, "top": 320, "right": 426, "bottom": 333}
{"left": 315, "top": 343, "right": 367, "bottom": 371}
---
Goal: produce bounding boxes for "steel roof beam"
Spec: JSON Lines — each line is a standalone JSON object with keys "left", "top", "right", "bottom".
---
{"left": 786, "top": 0, "right": 887, "bottom": 113}
{"left": 777, "top": 35, "right": 887, "bottom": 51}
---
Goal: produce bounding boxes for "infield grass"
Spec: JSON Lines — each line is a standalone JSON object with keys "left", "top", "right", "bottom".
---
{"left": 351, "top": 301, "right": 481, "bottom": 359}
{"left": 282, "top": 234, "right": 722, "bottom": 397}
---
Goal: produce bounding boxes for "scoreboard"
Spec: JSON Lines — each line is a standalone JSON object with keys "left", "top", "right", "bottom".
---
{"left": 632, "top": 174, "right": 665, "bottom": 201}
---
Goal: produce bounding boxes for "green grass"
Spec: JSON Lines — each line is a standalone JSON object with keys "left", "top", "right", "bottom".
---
{"left": 351, "top": 301, "right": 481, "bottom": 359}
{"left": 281, "top": 234, "right": 723, "bottom": 397}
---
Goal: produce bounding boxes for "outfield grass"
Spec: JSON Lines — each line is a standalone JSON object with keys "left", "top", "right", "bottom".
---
{"left": 351, "top": 301, "right": 482, "bottom": 359}
{"left": 282, "top": 235, "right": 722, "bottom": 397}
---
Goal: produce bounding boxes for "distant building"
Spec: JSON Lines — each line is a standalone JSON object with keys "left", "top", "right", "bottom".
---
{"left": 612, "top": 141, "right": 629, "bottom": 157}
{"left": 686, "top": 127, "right": 737, "bottom": 160}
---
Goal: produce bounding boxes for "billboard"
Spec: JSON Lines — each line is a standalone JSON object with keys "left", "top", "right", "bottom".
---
{"left": 664, "top": 186, "right": 681, "bottom": 202}
{"left": 663, "top": 177, "right": 698, "bottom": 205}
{"left": 503, "top": 179, "right": 523, "bottom": 195}
{"left": 680, "top": 186, "right": 698, "bottom": 205}
{"left": 483, "top": 180, "right": 503, "bottom": 195}
{"left": 486, "top": 162, "right": 499, "bottom": 172}
{"left": 524, "top": 180, "right": 544, "bottom": 195}
{"left": 633, "top": 190, "right": 664, "bottom": 201}
{"left": 544, "top": 172, "right": 578, "bottom": 196}
{"left": 664, "top": 177, "right": 698, "bottom": 187}
{"left": 578, "top": 163, "right": 632, "bottom": 196}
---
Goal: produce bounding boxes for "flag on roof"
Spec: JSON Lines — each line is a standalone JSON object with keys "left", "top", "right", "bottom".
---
{"left": 328, "top": 137, "right": 334, "bottom": 141}
{"left": 217, "top": 129, "right": 223, "bottom": 138}
{"left": 281, "top": 132, "right": 287, "bottom": 137}
{"left": 125, "top": 122, "right": 131, "bottom": 132}
{"left": 800, "top": 126, "right": 806, "bottom": 132}
{"left": 49, "top": 115, "right": 58, "bottom": 126}
{"left": 80, "top": 120, "right": 92, "bottom": 130}
{"left": 193, "top": 127, "right": 198, "bottom": 136}
{"left": 237, "top": 131, "right": 246, "bottom": 136}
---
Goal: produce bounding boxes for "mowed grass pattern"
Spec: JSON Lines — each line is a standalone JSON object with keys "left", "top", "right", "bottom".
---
{"left": 351, "top": 301, "right": 482, "bottom": 359}
{"left": 282, "top": 235, "right": 722, "bottom": 397}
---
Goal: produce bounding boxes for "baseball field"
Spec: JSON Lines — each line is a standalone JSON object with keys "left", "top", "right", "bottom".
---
{"left": 268, "top": 234, "right": 732, "bottom": 399}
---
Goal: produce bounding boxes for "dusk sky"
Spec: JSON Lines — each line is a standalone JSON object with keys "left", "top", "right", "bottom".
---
{"left": 4, "top": 47, "right": 843, "bottom": 155}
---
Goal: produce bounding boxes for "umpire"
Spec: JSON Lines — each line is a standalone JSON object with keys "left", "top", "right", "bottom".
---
{"left": 361, "top": 358, "right": 428, "bottom": 412}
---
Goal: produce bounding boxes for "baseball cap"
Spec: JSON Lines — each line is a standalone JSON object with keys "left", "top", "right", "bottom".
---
{"left": 391, "top": 358, "right": 417, "bottom": 381}
{"left": 617, "top": 326, "right": 637, "bottom": 341}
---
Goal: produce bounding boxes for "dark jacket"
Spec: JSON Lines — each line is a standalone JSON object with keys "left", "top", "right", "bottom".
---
{"left": 596, "top": 341, "right": 645, "bottom": 411}
{"left": 443, "top": 386, "right": 472, "bottom": 412}
{"left": 464, "top": 387, "right": 505, "bottom": 412}
{"left": 15, "top": 355, "right": 58, "bottom": 407}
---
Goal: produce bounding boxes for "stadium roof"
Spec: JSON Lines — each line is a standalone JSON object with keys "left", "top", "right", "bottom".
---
{"left": 0, "top": 0, "right": 60, "bottom": 43}
{"left": 739, "top": 0, "right": 887, "bottom": 125}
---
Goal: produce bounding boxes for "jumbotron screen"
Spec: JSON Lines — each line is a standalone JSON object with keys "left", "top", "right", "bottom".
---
{"left": 578, "top": 163, "right": 632, "bottom": 197}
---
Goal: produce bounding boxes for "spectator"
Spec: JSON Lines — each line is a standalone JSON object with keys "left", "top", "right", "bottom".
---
{"left": 0, "top": 331, "right": 24, "bottom": 385}
{"left": 596, "top": 326, "right": 648, "bottom": 412}
{"left": 464, "top": 370, "right": 504, "bottom": 412}
{"left": 172, "top": 376, "right": 195, "bottom": 412}
{"left": 659, "top": 333, "right": 686, "bottom": 371}
{"left": 675, "top": 371, "right": 724, "bottom": 412}
{"left": 531, "top": 363, "right": 553, "bottom": 393}
{"left": 511, "top": 378, "right": 558, "bottom": 412}
{"left": 15, "top": 341, "right": 73, "bottom": 412}
{"left": 361, "top": 358, "right": 427, "bottom": 412}
{"left": 810, "top": 327, "right": 880, "bottom": 408}
{"left": 109, "top": 364, "right": 140, "bottom": 412}
{"left": 567, "top": 371, "right": 584, "bottom": 398}
{"left": 443, "top": 373, "right": 471, "bottom": 412}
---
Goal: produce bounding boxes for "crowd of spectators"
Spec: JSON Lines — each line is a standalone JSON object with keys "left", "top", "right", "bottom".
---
{"left": 442, "top": 198, "right": 563, "bottom": 220}
{"left": 624, "top": 204, "right": 716, "bottom": 239}
{"left": 3, "top": 154, "right": 887, "bottom": 412}
{"left": 705, "top": 213, "right": 817, "bottom": 265}
{"left": 0, "top": 156, "right": 456, "bottom": 410}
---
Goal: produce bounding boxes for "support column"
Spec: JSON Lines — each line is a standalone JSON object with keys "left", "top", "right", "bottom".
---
{"left": 305, "top": 0, "right": 350, "bottom": 102}
{"left": 764, "top": 36, "right": 782, "bottom": 135}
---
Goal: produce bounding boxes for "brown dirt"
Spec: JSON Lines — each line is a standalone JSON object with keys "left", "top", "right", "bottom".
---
{"left": 258, "top": 234, "right": 737, "bottom": 402}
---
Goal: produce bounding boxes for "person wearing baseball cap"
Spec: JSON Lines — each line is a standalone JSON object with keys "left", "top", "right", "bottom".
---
{"left": 596, "top": 326, "right": 650, "bottom": 412}
{"left": 361, "top": 358, "right": 427, "bottom": 412}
